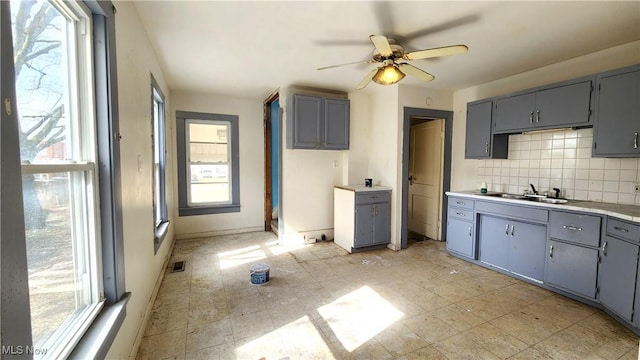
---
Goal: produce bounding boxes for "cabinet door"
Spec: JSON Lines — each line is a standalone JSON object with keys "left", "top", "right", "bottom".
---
{"left": 373, "top": 202, "right": 390, "bottom": 245}
{"left": 594, "top": 69, "right": 640, "bottom": 156}
{"left": 535, "top": 81, "right": 593, "bottom": 128}
{"left": 545, "top": 240, "right": 598, "bottom": 299}
{"left": 478, "top": 215, "right": 509, "bottom": 269}
{"left": 354, "top": 204, "right": 374, "bottom": 248}
{"left": 509, "top": 221, "right": 547, "bottom": 280}
{"left": 446, "top": 217, "right": 475, "bottom": 259}
{"left": 600, "top": 236, "right": 639, "bottom": 322}
{"left": 465, "top": 101, "right": 493, "bottom": 158}
{"left": 494, "top": 93, "right": 535, "bottom": 133}
{"left": 323, "top": 99, "right": 350, "bottom": 150}
{"left": 292, "top": 95, "right": 322, "bottom": 148}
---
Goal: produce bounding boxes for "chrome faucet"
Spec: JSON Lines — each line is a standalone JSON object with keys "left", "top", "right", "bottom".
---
{"left": 553, "top": 188, "right": 561, "bottom": 198}
{"left": 529, "top": 184, "right": 538, "bottom": 195}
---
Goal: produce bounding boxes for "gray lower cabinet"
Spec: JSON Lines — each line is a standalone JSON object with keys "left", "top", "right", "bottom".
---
{"left": 355, "top": 201, "right": 390, "bottom": 248}
{"left": 446, "top": 197, "right": 476, "bottom": 259}
{"left": 287, "top": 94, "right": 350, "bottom": 150}
{"left": 465, "top": 100, "right": 508, "bottom": 159}
{"left": 478, "top": 214, "right": 546, "bottom": 280}
{"left": 493, "top": 78, "right": 593, "bottom": 134}
{"left": 546, "top": 239, "right": 599, "bottom": 299}
{"left": 599, "top": 235, "right": 639, "bottom": 322}
{"left": 593, "top": 65, "right": 640, "bottom": 157}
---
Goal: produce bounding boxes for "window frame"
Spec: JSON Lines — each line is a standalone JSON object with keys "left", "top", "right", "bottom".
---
{"left": 151, "top": 74, "right": 168, "bottom": 252}
{"left": 1, "top": 0, "right": 128, "bottom": 358}
{"left": 176, "top": 110, "right": 240, "bottom": 216}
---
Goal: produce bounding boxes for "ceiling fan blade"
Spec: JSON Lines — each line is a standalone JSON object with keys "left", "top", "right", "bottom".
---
{"left": 317, "top": 60, "right": 375, "bottom": 71}
{"left": 369, "top": 35, "right": 393, "bottom": 57}
{"left": 398, "top": 63, "right": 434, "bottom": 82}
{"left": 356, "top": 67, "right": 380, "bottom": 90}
{"left": 403, "top": 45, "right": 469, "bottom": 61}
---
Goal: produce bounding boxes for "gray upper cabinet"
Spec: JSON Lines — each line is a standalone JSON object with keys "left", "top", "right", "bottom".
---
{"left": 465, "top": 100, "right": 508, "bottom": 159}
{"left": 494, "top": 78, "right": 594, "bottom": 134}
{"left": 593, "top": 65, "right": 640, "bottom": 157}
{"left": 287, "top": 94, "right": 350, "bottom": 150}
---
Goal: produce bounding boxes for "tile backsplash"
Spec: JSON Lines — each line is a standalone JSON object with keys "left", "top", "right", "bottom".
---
{"left": 476, "top": 128, "right": 640, "bottom": 206}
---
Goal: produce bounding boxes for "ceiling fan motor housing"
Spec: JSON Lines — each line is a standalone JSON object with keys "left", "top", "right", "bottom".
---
{"left": 373, "top": 44, "right": 405, "bottom": 61}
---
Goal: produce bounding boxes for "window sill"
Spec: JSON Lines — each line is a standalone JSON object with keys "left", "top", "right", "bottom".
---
{"left": 179, "top": 204, "right": 240, "bottom": 216}
{"left": 68, "top": 292, "right": 130, "bottom": 360}
{"left": 154, "top": 221, "right": 170, "bottom": 254}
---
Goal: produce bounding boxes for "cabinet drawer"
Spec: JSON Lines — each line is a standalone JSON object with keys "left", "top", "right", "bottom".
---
{"left": 476, "top": 201, "right": 548, "bottom": 222}
{"left": 355, "top": 191, "right": 390, "bottom": 205}
{"left": 606, "top": 218, "right": 640, "bottom": 243}
{"left": 449, "top": 197, "right": 474, "bottom": 210}
{"left": 449, "top": 208, "right": 474, "bottom": 221}
{"left": 549, "top": 211, "right": 601, "bottom": 247}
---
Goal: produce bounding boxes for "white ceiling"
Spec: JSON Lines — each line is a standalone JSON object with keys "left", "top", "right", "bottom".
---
{"left": 133, "top": 1, "right": 640, "bottom": 99}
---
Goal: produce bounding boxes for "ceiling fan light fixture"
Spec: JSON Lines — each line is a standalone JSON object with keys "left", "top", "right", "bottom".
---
{"left": 372, "top": 63, "right": 405, "bottom": 85}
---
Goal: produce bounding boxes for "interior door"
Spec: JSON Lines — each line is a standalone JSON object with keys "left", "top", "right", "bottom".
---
{"left": 408, "top": 119, "right": 444, "bottom": 240}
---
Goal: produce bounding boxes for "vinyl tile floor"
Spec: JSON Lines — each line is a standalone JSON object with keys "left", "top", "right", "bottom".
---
{"left": 136, "top": 232, "right": 639, "bottom": 360}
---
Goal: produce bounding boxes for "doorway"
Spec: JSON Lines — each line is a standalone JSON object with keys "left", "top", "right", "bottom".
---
{"left": 408, "top": 118, "right": 444, "bottom": 241}
{"left": 401, "top": 107, "right": 453, "bottom": 249}
{"left": 264, "top": 91, "right": 280, "bottom": 234}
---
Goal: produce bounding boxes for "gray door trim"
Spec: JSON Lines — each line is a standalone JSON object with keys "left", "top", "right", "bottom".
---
{"left": 401, "top": 107, "right": 453, "bottom": 249}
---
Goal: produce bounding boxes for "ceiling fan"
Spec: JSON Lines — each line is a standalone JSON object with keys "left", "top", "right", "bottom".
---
{"left": 318, "top": 35, "right": 468, "bottom": 90}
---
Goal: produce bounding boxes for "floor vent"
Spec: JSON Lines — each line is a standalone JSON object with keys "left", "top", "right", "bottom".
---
{"left": 171, "top": 261, "right": 185, "bottom": 273}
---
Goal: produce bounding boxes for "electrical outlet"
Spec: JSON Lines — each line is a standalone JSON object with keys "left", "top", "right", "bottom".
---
{"left": 635, "top": 183, "right": 640, "bottom": 194}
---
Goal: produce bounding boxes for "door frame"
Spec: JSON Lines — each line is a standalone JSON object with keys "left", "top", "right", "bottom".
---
{"left": 401, "top": 107, "right": 453, "bottom": 249}
{"left": 263, "top": 90, "right": 279, "bottom": 232}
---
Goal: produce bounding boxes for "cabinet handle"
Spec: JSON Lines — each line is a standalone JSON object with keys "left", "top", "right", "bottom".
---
{"left": 601, "top": 241, "right": 608, "bottom": 255}
{"left": 456, "top": 201, "right": 465, "bottom": 205}
{"left": 634, "top": 132, "right": 638, "bottom": 149}
{"left": 456, "top": 212, "right": 465, "bottom": 217}
{"left": 485, "top": 142, "right": 489, "bottom": 154}
{"left": 536, "top": 110, "right": 540, "bottom": 123}
{"left": 375, "top": 206, "right": 378, "bottom": 215}
{"left": 370, "top": 207, "right": 375, "bottom": 216}
{"left": 563, "top": 225, "right": 582, "bottom": 231}
{"left": 549, "top": 245, "right": 554, "bottom": 258}
{"left": 529, "top": 111, "right": 534, "bottom": 123}
{"left": 505, "top": 223, "right": 509, "bottom": 235}
{"left": 511, "top": 224, "right": 515, "bottom": 237}
{"left": 614, "top": 226, "right": 629, "bottom": 233}
{"left": 468, "top": 226, "right": 472, "bottom": 237}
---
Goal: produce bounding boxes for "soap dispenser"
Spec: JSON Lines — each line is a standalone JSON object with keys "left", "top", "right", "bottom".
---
{"left": 480, "top": 181, "right": 488, "bottom": 194}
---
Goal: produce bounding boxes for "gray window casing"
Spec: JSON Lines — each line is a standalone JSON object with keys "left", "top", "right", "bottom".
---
{"left": 151, "top": 74, "right": 169, "bottom": 253}
{"left": 176, "top": 110, "right": 241, "bottom": 216}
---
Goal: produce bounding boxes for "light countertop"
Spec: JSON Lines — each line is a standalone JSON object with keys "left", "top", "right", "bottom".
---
{"left": 335, "top": 184, "right": 393, "bottom": 192}
{"left": 446, "top": 191, "right": 640, "bottom": 223}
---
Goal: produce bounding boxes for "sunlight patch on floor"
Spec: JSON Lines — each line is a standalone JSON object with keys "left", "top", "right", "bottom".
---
{"left": 234, "top": 315, "right": 335, "bottom": 359}
{"left": 264, "top": 239, "right": 312, "bottom": 256}
{"left": 218, "top": 245, "right": 266, "bottom": 270}
{"left": 318, "top": 286, "right": 404, "bottom": 352}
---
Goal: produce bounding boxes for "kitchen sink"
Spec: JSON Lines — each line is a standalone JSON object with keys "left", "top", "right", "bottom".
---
{"left": 484, "top": 193, "right": 569, "bottom": 204}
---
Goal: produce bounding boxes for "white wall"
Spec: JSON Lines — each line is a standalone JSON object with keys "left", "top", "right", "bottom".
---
{"left": 451, "top": 41, "right": 640, "bottom": 192}
{"left": 343, "top": 91, "right": 371, "bottom": 184}
{"left": 107, "top": 2, "right": 175, "bottom": 358}
{"left": 171, "top": 92, "right": 264, "bottom": 238}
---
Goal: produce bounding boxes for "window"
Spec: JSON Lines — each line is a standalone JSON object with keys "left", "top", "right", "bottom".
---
{"left": 3, "top": 0, "right": 126, "bottom": 358}
{"left": 176, "top": 111, "right": 240, "bottom": 216}
{"left": 151, "top": 75, "right": 168, "bottom": 251}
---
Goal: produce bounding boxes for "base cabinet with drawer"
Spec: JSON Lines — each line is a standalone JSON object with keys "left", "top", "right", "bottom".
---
{"left": 334, "top": 186, "right": 391, "bottom": 253}
{"left": 545, "top": 210, "right": 602, "bottom": 300}
{"left": 599, "top": 218, "right": 640, "bottom": 324}
{"left": 446, "top": 197, "right": 476, "bottom": 259}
